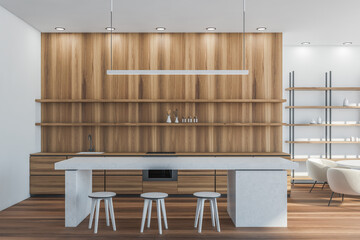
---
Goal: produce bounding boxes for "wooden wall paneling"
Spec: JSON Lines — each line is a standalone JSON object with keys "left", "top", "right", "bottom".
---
{"left": 41, "top": 33, "right": 283, "bottom": 153}
{"left": 142, "top": 181, "right": 178, "bottom": 194}
{"left": 177, "top": 176, "right": 215, "bottom": 194}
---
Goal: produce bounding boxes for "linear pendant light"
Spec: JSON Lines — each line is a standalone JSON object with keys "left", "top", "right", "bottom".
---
{"left": 106, "top": 0, "right": 249, "bottom": 76}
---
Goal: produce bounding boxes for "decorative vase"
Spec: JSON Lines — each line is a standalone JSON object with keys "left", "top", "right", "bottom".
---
{"left": 166, "top": 115, "right": 172, "bottom": 123}
{"left": 343, "top": 98, "right": 350, "bottom": 106}
{"left": 317, "top": 116, "right": 322, "bottom": 124}
{"left": 175, "top": 116, "right": 179, "bottom": 123}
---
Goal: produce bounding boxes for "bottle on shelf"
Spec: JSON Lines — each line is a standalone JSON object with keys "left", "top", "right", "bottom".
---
{"left": 182, "top": 116, "right": 186, "bottom": 123}
{"left": 188, "top": 116, "right": 192, "bottom": 123}
{"left": 194, "top": 116, "right": 198, "bottom": 123}
{"left": 166, "top": 109, "right": 172, "bottom": 123}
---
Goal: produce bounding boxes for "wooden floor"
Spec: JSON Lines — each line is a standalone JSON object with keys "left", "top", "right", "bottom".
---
{"left": 1, "top": 185, "right": 360, "bottom": 239}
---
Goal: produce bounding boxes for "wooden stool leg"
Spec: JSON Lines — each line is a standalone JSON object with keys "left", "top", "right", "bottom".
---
{"left": 94, "top": 199, "right": 101, "bottom": 234}
{"left": 140, "top": 199, "right": 149, "bottom": 233}
{"left": 109, "top": 198, "right": 116, "bottom": 231}
{"left": 105, "top": 199, "right": 110, "bottom": 226}
{"left": 198, "top": 199, "right": 205, "bottom": 233}
{"left": 210, "top": 198, "right": 215, "bottom": 227}
{"left": 194, "top": 198, "right": 200, "bottom": 228}
{"left": 147, "top": 200, "right": 152, "bottom": 228}
{"left": 213, "top": 198, "right": 221, "bottom": 232}
{"left": 88, "top": 199, "right": 96, "bottom": 229}
{"left": 156, "top": 199, "right": 162, "bottom": 234}
{"left": 160, "top": 199, "right": 168, "bottom": 230}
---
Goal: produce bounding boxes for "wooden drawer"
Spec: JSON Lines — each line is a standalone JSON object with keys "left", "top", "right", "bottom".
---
{"left": 30, "top": 176, "right": 65, "bottom": 194}
{"left": 216, "top": 175, "right": 227, "bottom": 194}
{"left": 30, "top": 175, "right": 105, "bottom": 194}
{"left": 177, "top": 176, "right": 215, "bottom": 194}
{"left": 106, "top": 176, "right": 142, "bottom": 194}
{"left": 216, "top": 170, "right": 227, "bottom": 176}
{"left": 30, "top": 157, "right": 66, "bottom": 175}
{"left": 93, "top": 175, "right": 105, "bottom": 192}
{"left": 178, "top": 170, "right": 215, "bottom": 176}
{"left": 143, "top": 181, "right": 178, "bottom": 194}
{"left": 106, "top": 170, "right": 142, "bottom": 176}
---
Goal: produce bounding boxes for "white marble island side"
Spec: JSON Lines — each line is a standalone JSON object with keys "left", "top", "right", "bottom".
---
{"left": 55, "top": 156, "right": 298, "bottom": 228}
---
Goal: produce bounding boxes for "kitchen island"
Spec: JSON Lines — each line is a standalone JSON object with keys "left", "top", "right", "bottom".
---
{"left": 55, "top": 156, "right": 297, "bottom": 228}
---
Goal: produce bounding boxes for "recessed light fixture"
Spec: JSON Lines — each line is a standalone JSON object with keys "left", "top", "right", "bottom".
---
{"left": 256, "top": 27, "right": 267, "bottom": 31}
{"left": 156, "top": 27, "right": 166, "bottom": 31}
{"left": 105, "top": 27, "right": 115, "bottom": 31}
{"left": 55, "top": 27, "right": 65, "bottom": 31}
{"left": 206, "top": 27, "right": 216, "bottom": 31}
{"left": 301, "top": 42, "right": 310, "bottom": 45}
{"left": 343, "top": 42, "right": 352, "bottom": 45}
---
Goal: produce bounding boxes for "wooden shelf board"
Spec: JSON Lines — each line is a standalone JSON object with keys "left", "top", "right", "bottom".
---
{"left": 285, "top": 87, "right": 360, "bottom": 91}
{"left": 35, "top": 99, "right": 286, "bottom": 103}
{"left": 291, "top": 158, "right": 360, "bottom": 162}
{"left": 35, "top": 123, "right": 286, "bottom": 127}
{"left": 286, "top": 106, "right": 360, "bottom": 109}
{"left": 286, "top": 124, "right": 360, "bottom": 126}
{"left": 286, "top": 141, "right": 360, "bottom": 144}
{"left": 30, "top": 152, "right": 290, "bottom": 157}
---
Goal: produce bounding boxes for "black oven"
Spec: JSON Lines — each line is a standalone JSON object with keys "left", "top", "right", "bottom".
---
{"left": 143, "top": 170, "right": 178, "bottom": 181}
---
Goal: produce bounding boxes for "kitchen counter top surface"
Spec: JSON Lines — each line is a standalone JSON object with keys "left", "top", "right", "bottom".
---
{"left": 55, "top": 156, "right": 298, "bottom": 170}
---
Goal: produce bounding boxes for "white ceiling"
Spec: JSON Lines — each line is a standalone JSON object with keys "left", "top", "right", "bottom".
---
{"left": 0, "top": 0, "right": 359, "bottom": 46}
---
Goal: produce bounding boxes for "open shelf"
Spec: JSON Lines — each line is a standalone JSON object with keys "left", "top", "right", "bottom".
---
{"left": 291, "top": 158, "right": 360, "bottom": 162}
{"left": 286, "top": 124, "right": 360, "bottom": 126}
{"left": 286, "top": 106, "right": 360, "bottom": 109}
{"left": 35, "top": 99, "right": 286, "bottom": 103}
{"left": 36, "top": 122, "right": 286, "bottom": 127}
{"left": 286, "top": 141, "right": 360, "bottom": 144}
{"left": 285, "top": 87, "right": 360, "bottom": 91}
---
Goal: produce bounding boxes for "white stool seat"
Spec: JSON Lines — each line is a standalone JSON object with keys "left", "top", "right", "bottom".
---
{"left": 140, "top": 192, "right": 168, "bottom": 235}
{"left": 89, "top": 192, "right": 116, "bottom": 199}
{"left": 88, "top": 192, "right": 116, "bottom": 234}
{"left": 194, "top": 192, "right": 221, "bottom": 198}
{"left": 193, "top": 192, "right": 221, "bottom": 233}
{"left": 141, "top": 192, "right": 168, "bottom": 199}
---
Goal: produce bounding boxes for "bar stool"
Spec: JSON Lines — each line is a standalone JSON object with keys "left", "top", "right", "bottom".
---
{"left": 88, "top": 192, "right": 116, "bottom": 234}
{"left": 193, "top": 192, "right": 221, "bottom": 233}
{"left": 140, "top": 192, "right": 168, "bottom": 235}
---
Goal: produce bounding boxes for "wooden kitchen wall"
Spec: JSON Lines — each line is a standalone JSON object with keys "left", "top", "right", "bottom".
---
{"left": 40, "top": 33, "right": 283, "bottom": 153}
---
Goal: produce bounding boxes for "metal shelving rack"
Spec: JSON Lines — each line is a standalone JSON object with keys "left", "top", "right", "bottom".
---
{"left": 286, "top": 71, "right": 360, "bottom": 182}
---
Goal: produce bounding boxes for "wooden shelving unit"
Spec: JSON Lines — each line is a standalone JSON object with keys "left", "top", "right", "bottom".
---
{"left": 286, "top": 124, "right": 360, "bottom": 126}
{"left": 286, "top": 71, "right": 360, "bottom": 183}
{"left": 286, "top": 141, "right": 360, "bottom": 144}
{"left": 36, "top": 122, "right": 285, "bottom": 127}
{"left": 286, "top": 106, "right": 360, "bottom": 109}
{"left": 285, "top": 87, "right": 360, "bottom": 91}
{"left": 36, "top": 99, "right": 286, "bottom": 103}
{"left": 291, "top": 158, "right": 360, "bottom": 162}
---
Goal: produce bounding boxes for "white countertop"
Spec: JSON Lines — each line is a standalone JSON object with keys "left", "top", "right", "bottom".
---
{"left": 55, "top": 156, "right": 298, "bottom": 170}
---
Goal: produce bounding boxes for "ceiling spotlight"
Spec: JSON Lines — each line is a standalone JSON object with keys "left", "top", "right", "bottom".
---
{"left": 156, "top": 27, "right": 166, "bottom": 31}
{"left": 206, "top": 27, "right": 216, "bottom": 31}
{"left": 256, "top": 27, "right": 267, "bottom": 31}
{"left": 105, "top": 27, "right": 115, "bottom": 31}
{"left": 301, "top": 42, "right": 310, "bottom": 45}
{"left": 55, "top": 27, "right": 65, "bottom": 31}
{"left": 343, "top": 42, "right": 352, "bottom": 45}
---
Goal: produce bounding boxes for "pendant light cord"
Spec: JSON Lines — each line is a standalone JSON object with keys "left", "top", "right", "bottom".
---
{"left": 110, "top": 0, "right": 113, "bottom": 70}
{"left": 243, "top": 0, "right": 245, "bottom": 70}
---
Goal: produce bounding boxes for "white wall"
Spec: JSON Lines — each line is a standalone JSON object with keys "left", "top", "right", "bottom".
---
{"left": 0, "top": 5, "right": 41, "bottom": 210}
{"left": 283, "top": 46, "right": 360, "bottom": 179}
